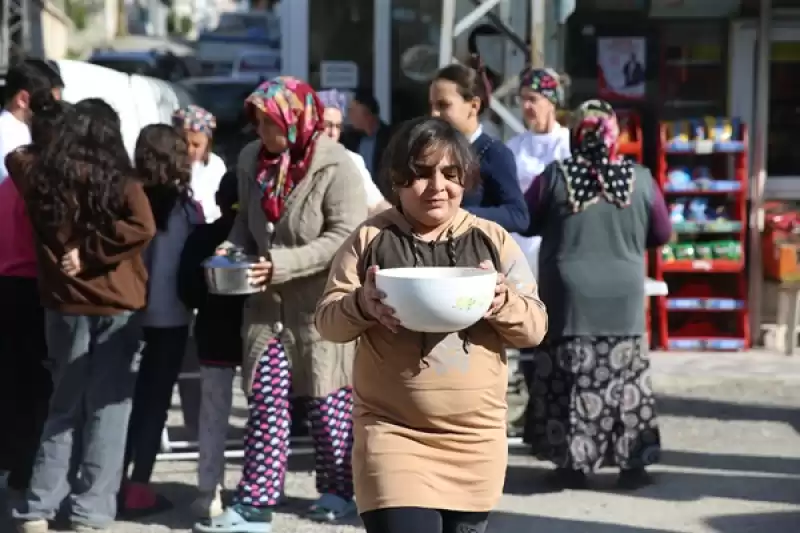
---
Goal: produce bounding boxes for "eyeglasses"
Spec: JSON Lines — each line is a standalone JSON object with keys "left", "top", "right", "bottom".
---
{"left": 513, "top": 93, "right": 544, "bottom": 106}
{"left": 323, "top": 121, "right": 343, "bottom": 131}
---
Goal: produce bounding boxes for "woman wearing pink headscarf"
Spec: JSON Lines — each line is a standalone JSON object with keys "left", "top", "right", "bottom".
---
{"left": 194, "top": 76, "right": 365, "bottom": 533}
{"left": 522, "top": 100, "right": 671, "bottom": 491}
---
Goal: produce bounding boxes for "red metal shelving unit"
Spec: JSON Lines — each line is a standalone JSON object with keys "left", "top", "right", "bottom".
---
{"left": 616, "top": 109, "right": 643, "bottom": 163}
{"left": 614, "top": 110, "right": 653, "bottom": 344}
{"left": 654, "top": 121, "right": 749, "bottom": 351}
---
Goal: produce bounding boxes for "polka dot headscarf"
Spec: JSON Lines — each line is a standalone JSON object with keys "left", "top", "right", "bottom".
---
{"left": 560, "top": 99, "right": 634, "bottom": 212}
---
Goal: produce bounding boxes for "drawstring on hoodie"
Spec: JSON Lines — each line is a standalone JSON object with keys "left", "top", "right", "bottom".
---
{"left": 408, "top": 227, "right": 470, "bottom": 363}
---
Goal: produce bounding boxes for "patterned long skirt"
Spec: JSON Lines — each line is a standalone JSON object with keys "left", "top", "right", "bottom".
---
{"left": 523, "top": 336, "right": 661, "bottom": 472}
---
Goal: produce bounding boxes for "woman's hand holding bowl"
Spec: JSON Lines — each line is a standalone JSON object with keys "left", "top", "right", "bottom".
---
{"left": 479, "top": 260, "right": 508, "bottom": 318}
{"left": 247, "top": 257, "right": 272, "bottom": 290}
{"left": 361, "top": 265, "right": 402, "bottom": 332}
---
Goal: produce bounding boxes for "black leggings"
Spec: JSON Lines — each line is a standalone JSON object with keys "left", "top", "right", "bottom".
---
{"left": 361, "top": 507, "right": 489, "bottom": 533}
{"left": 124, "top": 325, "right": 189, "bottom": 483}
{"left": 0, "top": 277, "right": 51, "bottom": 490}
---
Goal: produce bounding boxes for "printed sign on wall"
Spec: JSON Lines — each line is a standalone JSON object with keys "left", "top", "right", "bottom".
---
{"left": 320, "top": 61, "right": 359, "bottom": 90}
{"left": 597, "top": 37, "right": 646, "bottom": 101}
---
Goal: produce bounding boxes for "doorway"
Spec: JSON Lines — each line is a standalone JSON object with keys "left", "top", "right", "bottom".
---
{"left": 730, "top": 19, "right": 800, "bottom": 198}
{"left": 297, "top": 0, "right": 392, "bottom": 123}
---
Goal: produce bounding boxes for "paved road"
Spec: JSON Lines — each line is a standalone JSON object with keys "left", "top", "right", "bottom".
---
{"left": 3, "top": 351, "right": 800, "bottom": 533}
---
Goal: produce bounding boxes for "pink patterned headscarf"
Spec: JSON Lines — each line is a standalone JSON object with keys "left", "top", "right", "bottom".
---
{"left": 245, "top": 76, "right": 324, "bottom": 222}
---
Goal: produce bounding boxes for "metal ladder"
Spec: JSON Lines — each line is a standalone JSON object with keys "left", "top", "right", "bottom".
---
{"left": 0, "top": 0, "right": 32, "bottom": 70}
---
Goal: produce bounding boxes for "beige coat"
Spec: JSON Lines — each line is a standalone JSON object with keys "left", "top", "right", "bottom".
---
{"left": 225, "top": 135, "right": 366, "bottom": 396}
{"left": 316, "top": 209, "right": 548, "bottom": 513}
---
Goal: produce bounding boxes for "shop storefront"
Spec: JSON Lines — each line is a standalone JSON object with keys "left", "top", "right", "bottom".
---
{"left": 281, "top": 0, "right": 436, "bottom": 124}
{"left": 560, "top": 0, "right": 800, "bottom": 347}
{"left": 280, "top": 0, "right": 533, "bottom": 127}
{"left": 563, "top": 0, "right": 800, "bottom": 197}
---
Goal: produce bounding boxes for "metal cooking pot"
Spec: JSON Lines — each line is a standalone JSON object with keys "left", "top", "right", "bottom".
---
{"left": 203, "top": 249, "right": 263, "bottom": 295}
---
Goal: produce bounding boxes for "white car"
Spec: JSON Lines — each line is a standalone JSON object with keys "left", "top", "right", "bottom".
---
{"left": 56, "top": 59, "right": 194, "bottom": 158}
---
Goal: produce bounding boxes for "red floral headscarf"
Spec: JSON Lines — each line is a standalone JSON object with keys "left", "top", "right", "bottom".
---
{"left": 245, "top": 76, "right": 324, "bottom": 222}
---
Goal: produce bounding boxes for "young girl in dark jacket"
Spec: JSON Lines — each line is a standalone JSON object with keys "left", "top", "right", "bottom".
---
{"left": 177, "top": 171, "right": 246, "bottom": 518}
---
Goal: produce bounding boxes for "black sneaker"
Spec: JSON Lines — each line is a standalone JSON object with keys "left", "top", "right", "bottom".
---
{"left": 617, "top": 467, "right": 654, "bottom": 490}
{"left": 544, "top": 468, "right": 588, "bottom": 490}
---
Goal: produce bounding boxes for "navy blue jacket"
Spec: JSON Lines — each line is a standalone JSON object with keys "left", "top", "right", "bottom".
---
{"left": 177, "top": 216, "right": 245, "bottom": 367}
{"left": 461, "top": 132, "right": 529, "bottom": 233}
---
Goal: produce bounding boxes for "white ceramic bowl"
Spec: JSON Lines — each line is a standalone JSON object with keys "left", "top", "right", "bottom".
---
{"left": 375, "top": 267, "right": 496, "bottom": 333}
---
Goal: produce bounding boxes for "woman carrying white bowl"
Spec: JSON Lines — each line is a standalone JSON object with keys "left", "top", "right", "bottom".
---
{"left": 315, "top": 116, "right": 548, "bottom": 533}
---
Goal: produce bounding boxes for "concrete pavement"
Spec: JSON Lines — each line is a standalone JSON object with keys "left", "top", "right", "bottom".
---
{"left": 3, "top": 351, "right": 800, "bottom": 533}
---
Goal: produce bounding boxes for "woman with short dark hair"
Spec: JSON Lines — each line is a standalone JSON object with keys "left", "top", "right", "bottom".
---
{"left": 316, "top": 116, "right": 548, "bottom": 533}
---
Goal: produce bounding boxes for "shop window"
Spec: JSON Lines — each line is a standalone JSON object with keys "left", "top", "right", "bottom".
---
{"left": 649, "top": 0, "right": 740, "bottom": 18}
{"left": 308, "top": 0, "right": 374, "bottom": 92}
{"left": 659, "top": 21, "right": 727, "bottom": 120}
{"left": 741, "top": 0, "right": 800, "bottom": 14}
{"left": 767, "top": 42, "right": 800, "bottom": 176}
{"left": 390, "top": 0, "right": 443, "bottom": 124}
{"left": 576, "top": 0, "right": 648, "bottom": 12}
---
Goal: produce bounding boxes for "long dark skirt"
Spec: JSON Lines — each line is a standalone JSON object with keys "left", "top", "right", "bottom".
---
{"left": 523, "top": 336, "right": 660, "bottom": 472}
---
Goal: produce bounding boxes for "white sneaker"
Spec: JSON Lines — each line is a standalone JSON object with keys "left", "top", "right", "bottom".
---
{"left": 191, "top": 486, "right": 224, "bottom": 519}
{"left": 15, "top": 519, "right": 48, "bottom": 533}
{"left": 72, "top": 526, "right": 108, "bottom": 533}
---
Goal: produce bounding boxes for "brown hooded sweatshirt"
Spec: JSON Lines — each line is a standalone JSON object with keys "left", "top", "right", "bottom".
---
{"left": 9, "top": 149, "right": 156, "bottom": 315}
{"left": 316, "top": 208, "right": 548, "bottom": 514}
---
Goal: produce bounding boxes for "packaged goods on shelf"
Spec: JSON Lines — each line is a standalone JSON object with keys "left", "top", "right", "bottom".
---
{"left": 653, "top": 119, "right": 749, "bottom": 351}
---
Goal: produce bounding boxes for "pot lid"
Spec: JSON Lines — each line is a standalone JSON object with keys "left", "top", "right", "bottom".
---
{"left": 203, "top": 254, "right": 258, "bottom": 268}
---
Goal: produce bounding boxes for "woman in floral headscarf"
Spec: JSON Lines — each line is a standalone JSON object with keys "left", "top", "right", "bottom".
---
{"left": 522, "top": 100, "right": 671, "bottom": 491}
{"left": 194, "top": 76, "right": 365, "bottom": 533}
{"left": 173, "top": 104, "right": 227, "bottom": 222}
{"left": 506, "top": 67, "right": 571, "bottom": 275}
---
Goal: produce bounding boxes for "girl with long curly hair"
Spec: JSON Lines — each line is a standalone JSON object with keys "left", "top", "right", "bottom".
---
{"left": 11, "top": 99, "right": 156, "bottom": 533}
{"left": 120, "top": 124, "right": 203, "bottom": 517}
